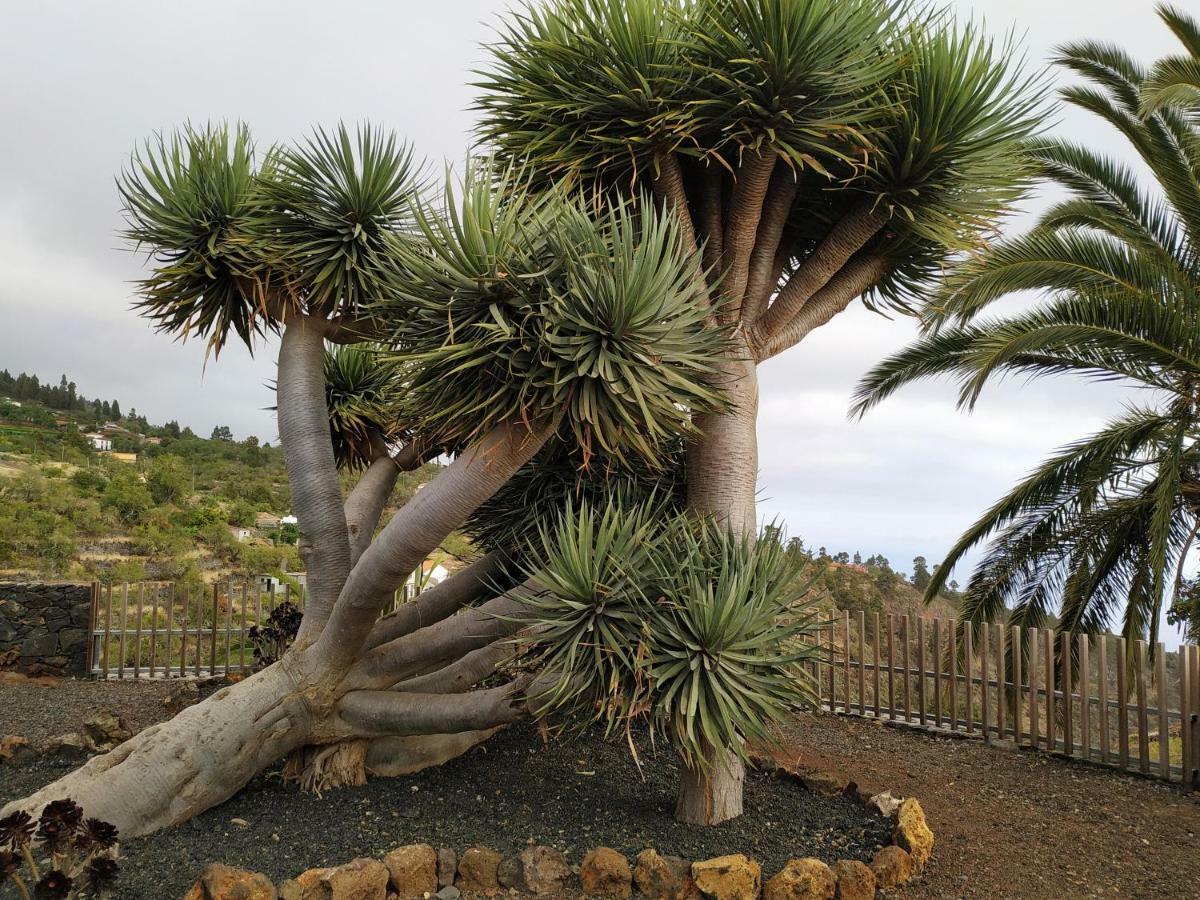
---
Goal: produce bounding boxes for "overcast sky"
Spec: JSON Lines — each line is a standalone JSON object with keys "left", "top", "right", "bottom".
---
{"left": 0, "top": 0, "right": 1185, "bottom": 638}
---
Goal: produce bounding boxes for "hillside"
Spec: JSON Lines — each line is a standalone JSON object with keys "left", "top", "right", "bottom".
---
{"left": 1, "top": 369, "right": 958, "bottom": 625}
{"left": 0, "top": 370, "right": 439, "bottom": 588}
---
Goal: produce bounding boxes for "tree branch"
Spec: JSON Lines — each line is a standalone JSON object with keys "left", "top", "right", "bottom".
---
{"left": 394, "top": 638, "right": 525, "bottom": 694}
{"left": 721, "top": 149, "right": 778, "bottom": 318}
{"left": 757, "top": 255, "right": 889, "bottom": 361}
{"left": 695, "top": 162, "right": 725, "bottom": 282}
{"left": 336, "top": 680, "right": 531, "bottom": 739}
{"left": 751, "top": 203, "right": 889, "bottom": 347}
{"left": 313, "top": 420, "right": 555, "bottom": 670}
{"left": 344, "top": 438, "right": 428, "bottom": 568}
{"left": 348, "top": 581, "right": 541, "bottom": 691}
{"left": 278, "top": 317, "right": 352, "bottom": 646}
{"left": 742, "top": 164, "right": 798, "bottom": 326}
{"left": 651, "top": 149, "right": 698, "bottom": 259}
{"left": 363, "top": 550, "right": 510, "bottom": 651}
{"left": 323, "top": 314, "right": 389, "bottom": 345}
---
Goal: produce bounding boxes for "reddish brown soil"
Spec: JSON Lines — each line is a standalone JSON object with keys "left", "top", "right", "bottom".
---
{"left": 774, "top": 713, "right": 1200, "bottom": 898}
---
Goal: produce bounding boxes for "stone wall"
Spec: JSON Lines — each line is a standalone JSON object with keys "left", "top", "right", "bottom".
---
{"left": 0, "top": 583, "right": 92, "bottom": 676}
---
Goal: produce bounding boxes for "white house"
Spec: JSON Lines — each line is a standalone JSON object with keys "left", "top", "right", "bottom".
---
{"left": 280, "top": 515, "right": 298, "bottom": 526}
{"left": 405, "top": 559, "right": 449, "bottom": 594}
{"left": 229, "top": 525, "right": 253, "bottom": 542}
{"left": 85, "top": 433, "right": 112, "bottom": 452}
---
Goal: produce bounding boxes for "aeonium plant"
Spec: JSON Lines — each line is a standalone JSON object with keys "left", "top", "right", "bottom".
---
{"left": 0, "top": 801, "right": 120, "bottom": 899}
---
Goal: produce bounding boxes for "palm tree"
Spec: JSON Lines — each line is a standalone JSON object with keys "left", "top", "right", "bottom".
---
{"left": 852, "top": 4, "right": 1200, "bottom": 655}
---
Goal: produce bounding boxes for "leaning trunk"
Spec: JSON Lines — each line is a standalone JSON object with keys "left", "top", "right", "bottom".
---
{"left": 2, "top": 661, "right": 320, "bottom": 837}
{"left": 674, "top": 743, "right": 746, "bottom": 825}
{"left": 686, "top": 348, "right": 759, "bottom": 536}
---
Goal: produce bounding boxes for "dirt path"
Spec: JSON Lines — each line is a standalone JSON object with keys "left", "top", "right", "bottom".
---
{"left": 775, "top": 713, "right": 1200, "bottom": 898}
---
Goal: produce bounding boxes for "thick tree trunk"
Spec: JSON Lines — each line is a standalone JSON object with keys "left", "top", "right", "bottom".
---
{"left": 1, "top": 662, "right": 319, "bottom": 837}
{"left": 674, "top": 743, "right": 746, "bottom": 825}
{"left": 686, "top": 347, "right": 759, "bottom": 537}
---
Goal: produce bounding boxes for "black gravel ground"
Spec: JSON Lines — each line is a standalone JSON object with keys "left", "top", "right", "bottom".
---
{"left": 2, "top": 721, "right": 890, "bottom": 899}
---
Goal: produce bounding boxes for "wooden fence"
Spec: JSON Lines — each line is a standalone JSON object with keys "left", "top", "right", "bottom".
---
{"left": 86, "top": 580, "right": 416, "bottom": 680}
{"left": 812, "top": 610, "right": 1200, "bottom": 789}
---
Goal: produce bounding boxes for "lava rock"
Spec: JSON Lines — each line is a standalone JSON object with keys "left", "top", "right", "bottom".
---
{"left": 384, "top": 844, "right": 437, "bottom": 899}
{"left": 692, "top": 854, "right": 761, "bottom": 900}
{"left": 581, "top": 847, "right": 633, "bottom": 897}
{"left": 0, "top": 734, "right": 34, "bottom": 765}
{"left": 183, "top": 862, "right": 277, "bottom": 900}
{"left": 456, "top": 846, "right": 502, "bottom": 893}
{"left": 869, "top": 846, "right": 914, "bottom": 890}
{"left": 82, "top": 709, "right": 132, "bottom": 750}
{"left": 893, "top": 798, "right": 933, "bottom": 871}
{"left": 831, "top": 859, "right": 875, "bottom": 900}
{"left": 294, "top": 857, "right": 389, "bottom": 900}
{"left": 634, "top": 849, "right": 693, "bottom": 900}
{"left": 520, "top": 846, "right": 572, "bottom": 895}
{"left": 763, "top": 858, "right": 834, "bottom": 900}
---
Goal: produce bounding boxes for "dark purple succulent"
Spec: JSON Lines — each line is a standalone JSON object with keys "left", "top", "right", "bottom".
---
{"left": 0, "top": 810, "right": 35, "bottom": 849}
{"left": 86, "top": 856, "right": 120, "bottom": 891}
{"left": 0, "top": 849, "right": 19, "bottom": 876}
{"left": 36, "top": 800, "right": 83, "bottom": 852}
{"left": 76, "top": 818, "right": 119, "bottom": 852}
{"left": 33, "top": 869, "right": 72, "bottom": 899}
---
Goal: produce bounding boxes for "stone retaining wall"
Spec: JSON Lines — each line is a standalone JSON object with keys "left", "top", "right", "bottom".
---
{"left": 0, "top": 582, "right": 92, "bottom": 676}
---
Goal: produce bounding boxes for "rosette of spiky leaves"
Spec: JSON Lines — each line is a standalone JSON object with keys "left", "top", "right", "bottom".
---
{"left": 35, "top": 801, "right": 82, "bottom": 854}
{"left": 75, "top": 819, "right": 118, "bottom": 854}
{"left": 464, "top": 434, "right": 686, "bottom": 556}
{"left": 84, "top": 857, "right": 120, "bottom": 896}
{"left": 33, "top": 870, "right": 72, "bottom": 899}
{"left": 475, "top": 0, "right": 900, "bottom": 186}
{"left": 844, "top": 21, "right": 1044, "bottom": 311}
{"left": 0, "top": 811, "right": 34, "bottom": 850}
{"left": 251, "top": 124, "right": 417, "bottom": 320}
{"left": 381, "top": 160, "right": 725, "bottom": 464}
{"left": 645, "top": 522, "right": 822, "bottom": 768}
{"left": 683, "top": 0, "right": 901, "bottom": 165}
{"left": 515, "top": 496, "right": 666, "bottom": 731}
{"left": 322, "top": 343, "right": 407, "bottom": 470}
{"left": 119, "top": 122, "right": 417, "bottom": 356}
{"left": 119, "top": 123, "right": 260, "bottom": 355}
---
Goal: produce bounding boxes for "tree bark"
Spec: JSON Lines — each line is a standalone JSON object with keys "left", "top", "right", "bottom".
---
{"left": 685, "top": 340, "right": 759, "bottom": 536}
{"left": 674, "top": 743, "right": 746, "bottom": 825}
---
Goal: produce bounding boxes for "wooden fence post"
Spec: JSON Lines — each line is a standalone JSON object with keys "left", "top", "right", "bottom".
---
{"left": 887, "top": 613, "right": 896, "bottom": 721}
{"left": 1011, "top": 624, "right": 1022, "bottom": 745}
{"left": 872, "top": 611, "right": 881, "bottom": 719}
{"left": 1061, "top": 632, "right": 1073, "bottom": 757}
{"left": 1098, "top": 634, "right": 1110, "bottom": 764}
{"left": 1045, "top": 628, "right": 1055, "bottom": 753}
{"left": 903, "top": 615, "right": 913, "bottom": 721}
{"left": 1156, "top": 643, "right": 1169, "bottom": 780}
{"left": 965, "top": 626, "right": 974, "bottom": 734}
{"left": 1136, "top": 640, "right": 1150, "bottom": 774}
{"left": 981, "top": 623, "right": 991, "bottom": 743}
{"left": 1028, "top": 627, "right": 1039, "bottom": 749}
{"left": 949, "top": 622, "right": 959, "bottom": 732}
{"left": 210, "top": 584, "right": 219, "bottom": 675}
{"left": 1117, "top": 636, "right": 1129, "bottom": 771}
{"left": 933, "top": 618, "right": 942, "bottom": 729}
{"left": 1078, "top": 633, "right": 1090, "bottom": 760}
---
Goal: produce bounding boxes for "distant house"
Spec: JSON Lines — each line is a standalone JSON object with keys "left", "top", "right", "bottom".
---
{"left": 406, "top": 559, "right": 449, "bottom": 594}
{"left": 256, "top": 572, "right": 307, "bottom": 594}
{"left": 85, "top": 433, "right": 112, "bottom": 452}
{"left": 142, "top": 435, "right": 162, "bottom": 446}
{"left": 109, "top": 451, "right": 138, "bottom": 465}
{"left": 279, "top": 515, "right": 298, "bottom": 526}
{"left": 256, "top": 512, "right": 281, "bottom": 529}
{"left": 229, "top": 525, "right": 253, "bottom": 542}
